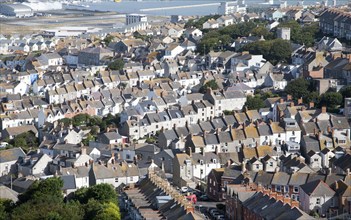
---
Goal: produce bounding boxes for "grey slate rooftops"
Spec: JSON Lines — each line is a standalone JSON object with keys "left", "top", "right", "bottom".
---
{"left": 257, "top": 124, "right": 273, "bottom": 136}
{"left": 254, "top": 172, "right": 274, "bottom": 187}
{"left": 217, "top": 131, "right": 233, "bottom": 143}
{"left": 223, "top": 115, "right": 237, "bottom": 126}
{"left": 101, "top": 132, "right": 122, "bottom": 141}
{"left": 271, "top": 172, "right": 290, "bottom": 186}
{"left": 331, "top": 116, "right": 350, "bottom": 129}
{"left": 0, "top": 147, "right": 26, "bottom": 163}
{"left": 300, "top": 179, "right": 335, "bottom": 197}
{"left": 301, "top": 135, "right": 320, "bottom": 153}
{"left": 204, "top": 133, "right": 219, "bottom": 145}
{"left": 162, "top": 129, "right": 178, "bottom": 140}
{"left": 61, "top": 175, "right": 76, "bottom": 190}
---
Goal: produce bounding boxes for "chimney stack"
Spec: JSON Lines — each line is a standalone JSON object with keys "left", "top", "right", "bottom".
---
{"left": 322, "top": 106, "right": 327, "bottom": 113}
{"left": 309, "top": 102, "right": 315, "bottom": 109}
{"left": 297, "top": 98, "right": 303, "bottom": 105}
{"left": 269, "top": 191, "right": 277, "bottom": 200}
{"left": 276, "top": 193, "right": 284, "bottom": 202}
{"left": 81, "top": 147, "right": 87, "bottom": 155}
{"left": 290, "top": 200, "right": 299, "bottom": 208}
{"left": 283, "top": 197, "right": 291, "bottom": 204}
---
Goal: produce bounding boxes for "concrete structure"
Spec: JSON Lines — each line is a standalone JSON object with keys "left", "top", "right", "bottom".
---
{"left": 126, "top": 14, "right": 147, "bottom": 26}
{"left": 0, "top": 4, "right": 33, "bottom": 17}
{"left": 277, "top": 27, "right": 291, "bottom": 40}
{"left": 218, "top": 1, "right": 246, "bottom": 15}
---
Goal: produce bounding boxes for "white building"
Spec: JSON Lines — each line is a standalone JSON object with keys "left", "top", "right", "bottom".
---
{"left": 126, "top": 14, "right": 147, "bottom": 25}
{"left": 218, "top": 1, "right": 246, "bottom": 15}
{"left": 277, "top": 27, "right": 291, "bottom": 40}
{"left": 0, "top": 148, "right": 26, "bottom": 176}
{"left": 0, "top": 4, "right": 33, "bottom": 17}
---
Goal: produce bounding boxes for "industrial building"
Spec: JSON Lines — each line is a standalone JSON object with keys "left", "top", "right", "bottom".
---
{"left": 126, "top": 14, "right": 147, "bottom": 26}
{"left": 0, "top": 4, "right": 33, "bottom": 17}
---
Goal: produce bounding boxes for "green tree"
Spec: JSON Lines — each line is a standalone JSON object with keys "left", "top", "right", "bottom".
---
{"left": 340, "top": 86, "right": 351, "bottom": 99}
{"left": 13, "top": 177, "right": 84, "bottom": 220}
{"left": 320, "top": 92, "right": 343, "bottom": 110}
{"left": 59, "top": 118, "right": 72, "bottom": 126}
{"left": 200, "top": 80, "right": 219, "bottom": 93}
{"left": 278, "top": 21, "right": 320, "bottom": 47}
{"left": 284, "top": 78, "right": 310, "bottom": 101}
{"left": 18, "top": 177, "right": 64, "bottom": 204}
{"left": 244, "top": 96, "right": 265, "bottom": 110}
{"left": 252, "top": 26, "right": 274, "bottom": 40}
{"left": 0, "top": 199, "right": 13, "bottom": 220}
{"left": 14, "top": 137, "right": 26, "bottom": 148}
{"left": 184, "top": 15, "right": 220, "bottom": 29}
{"left": 304, "top": 91, "right": 320, "bottom": 104}
{"left": 73, "top": 114, "right": 90, "bottom": 127}
{"left": 108, "top": 59, "right": 124, "bottom": 71}
{"left": 103, "top": 35, "right": 115, "bottom": 45}
{"left": 12, "top": 131, "right": 38, "bottom": 152}
{"left": 94, "top": 202, "right": 121, "bottom": 220}
{"left": 242, "top": 39, "right": 292, "bottom": 64}
{"left": 82, "top": 133, "right": 95, "bottom": 146}
{"left": 269, "top": 39, "right": 292, "bottom": 63}
{"left": 74, "top": 183, "right": 118, "bottom": 205}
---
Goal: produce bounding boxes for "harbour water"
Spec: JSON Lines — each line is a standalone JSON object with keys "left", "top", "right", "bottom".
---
{"left": 68, "top": 0, "right": 350, "bottom": 15}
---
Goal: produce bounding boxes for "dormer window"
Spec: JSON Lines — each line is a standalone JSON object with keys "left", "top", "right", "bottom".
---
{"left": 199, "top": 160, "right": 204, "bottom": 165}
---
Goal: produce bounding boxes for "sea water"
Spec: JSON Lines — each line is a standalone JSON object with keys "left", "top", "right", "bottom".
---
{"left": 68, "top": 0, "right": 350, "bottom": 16}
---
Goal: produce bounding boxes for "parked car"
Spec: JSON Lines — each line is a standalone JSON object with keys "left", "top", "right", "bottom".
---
{"left": 210, "top": 208, "right": 219, "bottom": 216}
{"left": 212, "top": 212, "right": 221, "bottom": 219}
{"left": 181, "top": 186, "right": 188, "bottom": 193}
{"left": 217, "top": 214, "right": 225, "bottom": 220}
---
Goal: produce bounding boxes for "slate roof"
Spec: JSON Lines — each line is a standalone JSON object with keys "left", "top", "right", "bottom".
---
{"left": 300, "top": 179, "right": 335, "bottom": 197}
{"left": 162, "top": 129, "right": 178, "bottom": 140}
{"left": 271, "top": 172, "right": 290, "bottom": 185}
{"left": 223, "top": 115, "right": 237, "bottom": 126}
{"left": 302, "top": 135, "right": 320, "bottom": 153}
{"left": 0, "top": 147, "right": 26, "bottom": 163}
{"left": 60, "top": 166, "right": 89, "bottom": 178}
{"left": 204, "top": 133, "right": 219, "bottom": 145}
{"left": 288, "top": 172, "right": 308, "bottom": 186}
{"left": 254, "top": 172, "right": 274, "bottom": 187}
{"left": 101, "top": 132, "right": 122, "bottom": 141}
{"left": 217, "top": 131, "right": 233, "bottom": 143}
{"left": 257, "top": 124, "right": 273, "bottom": 136}
{"left": 61, "top": 175, "right": 76, "bottom": 190}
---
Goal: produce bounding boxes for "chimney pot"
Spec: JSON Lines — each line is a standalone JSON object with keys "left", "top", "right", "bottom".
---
{"left": 297, "top": 98, "right": 303, "bottom": 105}
{"left": 309, "top": 102, "right": 315, "bottom": 109}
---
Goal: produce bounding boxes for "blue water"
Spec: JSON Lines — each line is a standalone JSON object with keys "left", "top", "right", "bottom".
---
{"left": 75, "top": 0, "right": 350, "bottom": 16}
